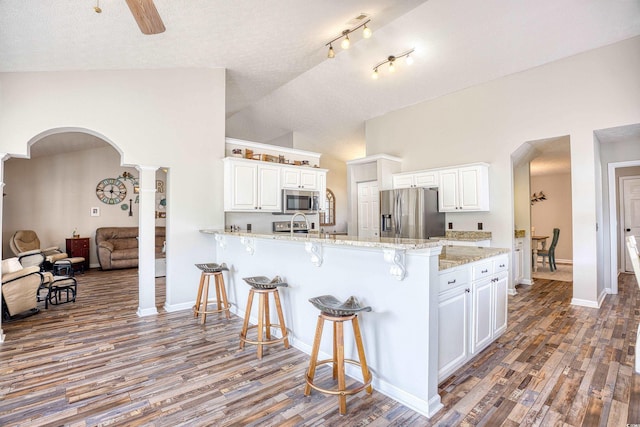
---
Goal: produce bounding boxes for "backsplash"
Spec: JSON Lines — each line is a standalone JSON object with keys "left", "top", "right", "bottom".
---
{"left": 445, "top": 230, "right": 492, "bottom": 240}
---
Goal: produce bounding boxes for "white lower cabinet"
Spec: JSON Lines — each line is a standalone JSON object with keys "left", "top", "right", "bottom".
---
{"left": 438, "top": 253, "right": 509, "bottom": 382}
{"left": 471, "top": 277, "right": 493, "bottom": 353}
{"left": 438, "top": 282, "right": 470, "bottom": 380}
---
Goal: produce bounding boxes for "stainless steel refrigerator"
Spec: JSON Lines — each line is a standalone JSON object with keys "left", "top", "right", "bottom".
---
{"left": 380, "top": 187, "right": 445, "bottom": 239}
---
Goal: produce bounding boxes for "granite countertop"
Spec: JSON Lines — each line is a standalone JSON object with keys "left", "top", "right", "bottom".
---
{"left": 200, "top": 229, "right": 444, "bottom": 250}
{"left": 201, "top": 229, "right": 510, "bottom": 270}
{"left": 438, "top": 245, "right": 510, "bottom": 270}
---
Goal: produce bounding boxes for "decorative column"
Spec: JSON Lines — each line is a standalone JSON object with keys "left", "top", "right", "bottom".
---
{"left": 136, "top": 165, "right": 159, "bottom": 317}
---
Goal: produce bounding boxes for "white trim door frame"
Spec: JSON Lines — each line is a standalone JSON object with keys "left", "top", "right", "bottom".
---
{"left": 608, "top": 160, "right": 640, "bottom": 295}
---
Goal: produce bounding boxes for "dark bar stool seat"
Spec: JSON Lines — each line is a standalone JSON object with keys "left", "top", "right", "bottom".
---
{"left": 193, "top": 263, "right": 231, "bottom": 324}
{"left": 304, "top": 295, "right": 373, "bottom": 415}
{"left": 239, "top": 276, "right": 290, "bottom": 359}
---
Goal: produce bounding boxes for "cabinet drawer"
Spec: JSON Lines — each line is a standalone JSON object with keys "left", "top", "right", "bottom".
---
{"left": 494, "top": 255, "right": 509, "bottom": 273}
{"left": 472, "top": 261, "right": 493, "bottom": 280}
{"left": 439, "top": 267, "right": 469, "bottom": 292}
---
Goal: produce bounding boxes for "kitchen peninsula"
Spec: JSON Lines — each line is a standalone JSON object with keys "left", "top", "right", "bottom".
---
{"left": 200, "top": 229, "right": 509, "bottom": 418}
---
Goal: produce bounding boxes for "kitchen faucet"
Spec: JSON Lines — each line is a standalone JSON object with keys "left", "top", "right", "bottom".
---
{"left": 290, "top": 212, "right": 309, "bottom": 236}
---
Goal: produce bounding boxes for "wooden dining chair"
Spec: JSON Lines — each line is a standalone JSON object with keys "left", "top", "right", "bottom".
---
{"left": 625, "top": 235, "right": 640, "bottom": 373}
{"left": 538, "top": 228, "right": 560, "bottom": 271}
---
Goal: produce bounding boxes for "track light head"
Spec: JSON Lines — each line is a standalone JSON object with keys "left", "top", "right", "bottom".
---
{"left": 405, "top": 53, "right": 414, "bottom": 65}
{"left": 362, "top": 24, "right": 372, "bottom": 39}
{"left": 372, "top": 68, "right": 379, "bottom": 80}
{"left": 341, "top": 33, "right": 350, "bottom": 50}
{"left": 327, "top": 44, "right": 335, "bottom": 59}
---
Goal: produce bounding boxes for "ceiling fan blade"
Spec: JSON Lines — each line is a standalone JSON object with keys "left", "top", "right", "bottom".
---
{"left": 125, "top": 0, "right": 165, "bottom": 35}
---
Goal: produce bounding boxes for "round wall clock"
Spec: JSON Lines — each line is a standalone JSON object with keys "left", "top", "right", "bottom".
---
{"left": 96, "top": 178, "right": 127, "bottom": 205}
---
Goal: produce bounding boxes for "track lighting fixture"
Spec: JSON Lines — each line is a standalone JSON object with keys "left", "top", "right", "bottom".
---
{"left": 94, "top": 0, "right": 102, "bottom": 13}
{"left": 325, "top": 19, "right": 372, "bottom": 58}
{"left": 371, "top": 48, "right": 415, "bottom": 79}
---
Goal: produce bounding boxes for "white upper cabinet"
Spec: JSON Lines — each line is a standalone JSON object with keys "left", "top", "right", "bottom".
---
{"left": 281, "top": 166, "right": 319, "bottom": 190}
{"left": 438, "top": 164, "right": 489, "bottom": 212}
{"left": 257, "top": 164, "right": 282, "bottom": 211}
{"left": 223, "top": 158, "right": 281, "bottom": 212}
{"left": 392, "top": 170, "right": 439, "bottom": 189}
{"left": 224, "top": 157, "right": 327, "bottom": 212}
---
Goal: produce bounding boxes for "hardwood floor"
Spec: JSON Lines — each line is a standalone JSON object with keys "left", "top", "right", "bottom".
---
{"left": 0, "top": 269, "right": 638, "bottom": 426}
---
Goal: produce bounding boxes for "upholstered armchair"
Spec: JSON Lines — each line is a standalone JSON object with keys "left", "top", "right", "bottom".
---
{"left": 9, "top": 230, "right": 68, "bottom": 269}
{"left": 1, "top": 257, "right": 47, "bottom": 319}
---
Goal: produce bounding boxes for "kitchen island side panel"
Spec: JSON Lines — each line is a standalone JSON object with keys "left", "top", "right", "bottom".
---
{"left": 213, "top": 234, "right": 442, "bottom": 417}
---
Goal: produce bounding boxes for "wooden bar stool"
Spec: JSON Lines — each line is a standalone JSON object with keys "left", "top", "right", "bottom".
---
{"left": 193, "top": 263, "right": 231, "bottom": 324}
{"left": 305, "top": 295, "right": 373, "bottom": 415}
{"left": 239, "top": 276, "right": 290, "bottom": 359}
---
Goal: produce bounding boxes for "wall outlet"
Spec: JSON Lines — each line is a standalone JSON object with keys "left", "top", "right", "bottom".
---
{"left": 448, "top": 222, "right": 453, "bottom": 230}
{"left": 478, "top": 222, "right": 483, "bottom": 230}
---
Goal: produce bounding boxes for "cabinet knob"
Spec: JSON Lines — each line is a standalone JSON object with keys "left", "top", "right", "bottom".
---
{"left": 465, "top": 288, "right": 470, "bottom": 293}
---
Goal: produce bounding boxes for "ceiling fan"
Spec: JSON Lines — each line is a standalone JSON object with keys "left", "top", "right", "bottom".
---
{"left": 94, "top": 0, "right": 166, "bottom": 35}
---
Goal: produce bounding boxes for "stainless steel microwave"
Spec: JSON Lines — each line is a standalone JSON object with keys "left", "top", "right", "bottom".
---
{"left": 282, "top": 189, "right": 319, "bottom": 214}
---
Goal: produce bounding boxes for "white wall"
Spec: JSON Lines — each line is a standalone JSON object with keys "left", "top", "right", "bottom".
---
{"left": 317, "top": 154, "right": 348, "bottom": 232}
{"left": 530, "top": 173, "right": 573, "bottom": 261}
{"left": 365, "top": 37, "right": 640, "bottom": 306}
{"left": 0, "top": 68, "right": 226, "bottom": 311}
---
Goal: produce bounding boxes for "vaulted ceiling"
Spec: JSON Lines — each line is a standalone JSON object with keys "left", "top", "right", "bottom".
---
{"left": 2, "top": 1, "right": 639, "bottom": 160}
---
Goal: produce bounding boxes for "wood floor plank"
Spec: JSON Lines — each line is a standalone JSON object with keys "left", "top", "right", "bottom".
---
{"left": 1, "top": 269, "right": 640, "bottom": 426}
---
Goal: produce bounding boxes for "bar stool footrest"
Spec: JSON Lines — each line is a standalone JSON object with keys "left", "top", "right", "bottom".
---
{"left": 305, "top": 359, "right": 373, "bottom": 396}
{"left": 239, "top": 324, "right": 290, "bottom": 346}
{"left": 193, "top": 299, "right": 232, "bottom": 316}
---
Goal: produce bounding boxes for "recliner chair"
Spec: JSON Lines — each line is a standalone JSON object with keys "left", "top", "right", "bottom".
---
{"left": 9, "top": 230, "right": 69, "bottom": 269}
{"left": 1, "top": 257, "right": 47, "bottom": 319}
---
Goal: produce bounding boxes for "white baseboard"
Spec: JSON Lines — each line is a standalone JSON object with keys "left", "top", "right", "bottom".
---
{"left": 570, "top": 297, "right": 600, "bottom": 308}
{"left": 519, "top": 278, "right": 533, "bottom": 286}
{"left": 137, "top": 306, "right": 158, "bottom": 317}
{"left": 163, "top": 301, "right": 194, "bottom": 312}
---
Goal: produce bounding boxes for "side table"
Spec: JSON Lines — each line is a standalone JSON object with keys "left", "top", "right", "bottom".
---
{"left": 66, "top": 237, "right": 90, "bottom": 271}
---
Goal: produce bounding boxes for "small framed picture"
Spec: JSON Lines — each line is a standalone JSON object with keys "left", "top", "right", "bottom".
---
{"left": 156, "top": 180, "right": 165, "bottom": 193}
{"left": 91, "top": 207, "right": 100, "bottom": 217}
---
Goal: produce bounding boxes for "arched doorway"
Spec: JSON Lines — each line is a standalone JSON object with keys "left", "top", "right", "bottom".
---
{"left": 511, "top": 136, "right": 573, "bottom": 292}
{"left": 1, "top": 127, "right": 164, "bottom": 317}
